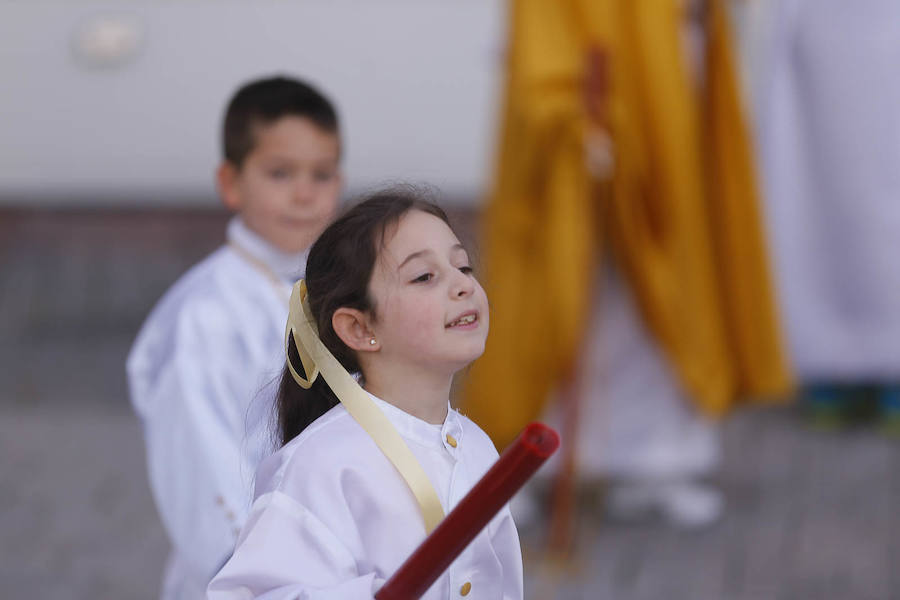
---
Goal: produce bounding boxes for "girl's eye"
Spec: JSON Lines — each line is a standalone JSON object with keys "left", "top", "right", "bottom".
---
{"left": 459, "top": 265, "right": 474, "bottom": 275}
{"left": 411, "top": 273, "right": 433, "bottom": 283}
{"left": 268, "top": 169, "right": 290, "bottom": 180}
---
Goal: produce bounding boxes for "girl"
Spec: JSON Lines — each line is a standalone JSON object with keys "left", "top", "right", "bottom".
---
{"left": 208, "top": 189, "right": 524, "bottom": 599}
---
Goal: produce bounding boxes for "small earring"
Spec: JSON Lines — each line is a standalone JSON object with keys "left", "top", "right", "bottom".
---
{"left": 369, "top": 338, "right": 377, "bottom": 346}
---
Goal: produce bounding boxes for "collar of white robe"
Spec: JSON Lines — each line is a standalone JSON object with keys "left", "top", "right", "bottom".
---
{"left": 285, "top": 280, "right": 446, "bottom": 534}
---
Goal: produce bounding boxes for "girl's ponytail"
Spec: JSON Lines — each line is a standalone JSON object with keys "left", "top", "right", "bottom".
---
{"left": 276, "top": 335, "right": 339, "bottom": 446}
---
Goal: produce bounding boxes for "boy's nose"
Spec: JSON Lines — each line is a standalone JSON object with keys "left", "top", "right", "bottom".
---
{"left": 293, "top": 178, "right": 315, "bottom": 205}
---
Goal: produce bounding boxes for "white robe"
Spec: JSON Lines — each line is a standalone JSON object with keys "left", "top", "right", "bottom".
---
{"left": 127, "top": 218, "right": 306, "bottom": 599}
{"left": 208, "top": 394, "right": 524, "bottom": 600}
{"left": 754, "top": 0, "right": 900, "bottom": 380}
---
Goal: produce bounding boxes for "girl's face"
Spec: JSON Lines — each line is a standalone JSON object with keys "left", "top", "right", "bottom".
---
{"left": 367, "top": 210, "right": 489, "bottom": 375}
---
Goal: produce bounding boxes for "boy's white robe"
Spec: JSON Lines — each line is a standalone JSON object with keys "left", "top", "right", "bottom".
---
{"left": 127, "top": 218, "right": 306, "bottom": 599}
{"left": 208, "top": 394, "right": 524, "bottom": 600}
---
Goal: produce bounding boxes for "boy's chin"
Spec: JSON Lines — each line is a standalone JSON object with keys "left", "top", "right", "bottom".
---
{"left": 269, "top": 230, "right": 318, "bottom": 254}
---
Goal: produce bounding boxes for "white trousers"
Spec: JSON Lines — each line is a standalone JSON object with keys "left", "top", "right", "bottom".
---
{"left": 544, "top": 265, "right": 720, "bottom": 481}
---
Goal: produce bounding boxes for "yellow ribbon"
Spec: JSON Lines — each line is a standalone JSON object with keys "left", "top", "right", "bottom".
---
{"left": 285, "top": 280, "right": 446, "bottom": 533}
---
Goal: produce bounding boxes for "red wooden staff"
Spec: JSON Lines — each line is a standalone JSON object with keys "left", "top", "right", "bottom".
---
{"left": 376, "top": 422, "right": 560, "bottom": 600}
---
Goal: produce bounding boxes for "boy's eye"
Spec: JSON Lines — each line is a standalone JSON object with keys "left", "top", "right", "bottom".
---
{"left": 313, "top": 170, "right": 336, "bottom": 182}
{"left": 268, "top": 168, "right": 290, "bottom": 179}
{"left": 459, "top": 265, "right": 474, "bottom": 275}
{"left": 411, "top": 273, "right": 433, "bottom": 283}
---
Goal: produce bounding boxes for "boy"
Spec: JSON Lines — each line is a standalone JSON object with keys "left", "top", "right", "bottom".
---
{"left": 126, "top": 76, "right": 342, "bottom": 599}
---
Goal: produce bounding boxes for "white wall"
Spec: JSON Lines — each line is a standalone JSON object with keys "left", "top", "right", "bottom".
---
{"left": 0, "top": 1, "right": 505, "bottom": 206}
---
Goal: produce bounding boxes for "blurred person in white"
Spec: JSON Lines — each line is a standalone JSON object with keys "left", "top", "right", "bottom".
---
{"left": 462, "top": 0, "right": 792, "bottom": 532}
{"left": 752, "top": 0, "right": 900, "bottom": 429}
{"left": 126, "top": 76, "right": 342, "bottom": 598}
{"left": 566, "top": 0, "right": 724, "bottom": 528}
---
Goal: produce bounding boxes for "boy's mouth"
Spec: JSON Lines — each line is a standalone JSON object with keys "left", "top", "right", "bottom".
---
{"left": 280, "top": 215, "right": 319, "bottom": 228}
{"left": 446, "top": 312, "right": 478, "bottom": 328}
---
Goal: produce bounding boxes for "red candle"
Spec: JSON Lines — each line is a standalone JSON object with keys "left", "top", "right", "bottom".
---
{"left": 376, "top": 422, "right": 560, "bottom": 600}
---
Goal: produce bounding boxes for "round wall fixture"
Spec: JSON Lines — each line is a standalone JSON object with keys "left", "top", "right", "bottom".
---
{"left": 71, "top": 14, "right": 144, "bottom": 69}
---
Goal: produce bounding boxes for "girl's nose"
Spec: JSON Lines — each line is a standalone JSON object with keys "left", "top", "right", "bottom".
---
{"left": 451, "top": 270, "right": 475, "bottom": 298}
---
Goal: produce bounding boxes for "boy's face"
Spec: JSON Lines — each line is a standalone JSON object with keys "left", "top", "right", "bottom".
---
{"left": 218, "top": 116, "right": 341, "bottom": 253}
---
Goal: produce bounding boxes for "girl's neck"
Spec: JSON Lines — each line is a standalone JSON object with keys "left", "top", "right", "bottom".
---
{"left": 363, "top": 366, "right": 451, "bottom": 425}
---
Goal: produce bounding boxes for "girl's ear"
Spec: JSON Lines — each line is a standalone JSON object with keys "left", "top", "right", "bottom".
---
{"left": 332, "top": 308, "right": 378, "bottom": 352}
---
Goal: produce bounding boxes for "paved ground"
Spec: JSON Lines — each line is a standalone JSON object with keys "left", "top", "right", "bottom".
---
{"left": 2, "top": 210, "right": 899, "bottom": 599}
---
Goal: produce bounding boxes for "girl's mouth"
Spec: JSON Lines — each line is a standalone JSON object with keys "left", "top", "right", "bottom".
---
{"left": 446, "top": 313, "right": 478, "bottom": 328}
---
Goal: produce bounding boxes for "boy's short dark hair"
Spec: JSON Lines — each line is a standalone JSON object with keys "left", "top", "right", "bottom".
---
{"left": 222, "top": 76, "right": 339, "bottom": 168}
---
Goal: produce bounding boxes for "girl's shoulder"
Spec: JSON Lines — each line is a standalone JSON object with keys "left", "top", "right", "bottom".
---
{"left": 254, "top": 406, "right": 504, "bottom": 501}
{"left": 253, "top": 403, "right": 379, "bottom": 496}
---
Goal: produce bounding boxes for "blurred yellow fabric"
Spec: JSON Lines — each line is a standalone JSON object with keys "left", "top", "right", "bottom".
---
{"left": 462, "top": 0, "right": 792, "bottom": 449}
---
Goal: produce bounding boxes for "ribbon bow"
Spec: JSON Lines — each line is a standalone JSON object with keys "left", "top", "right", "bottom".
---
{"left": 285, "top": 280, "right": 320, "bottom": 388}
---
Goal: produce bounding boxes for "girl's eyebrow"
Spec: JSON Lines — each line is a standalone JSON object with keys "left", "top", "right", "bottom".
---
{"left": 398, "top": 244, "right": 465, "bottom": 269}
{"left": 398, "top": 249, "right": 431, "bottom": 269}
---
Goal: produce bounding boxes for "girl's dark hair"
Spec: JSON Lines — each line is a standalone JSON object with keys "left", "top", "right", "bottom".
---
{"left": 276, "top": 186, "right": 452, "bottom": 446}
